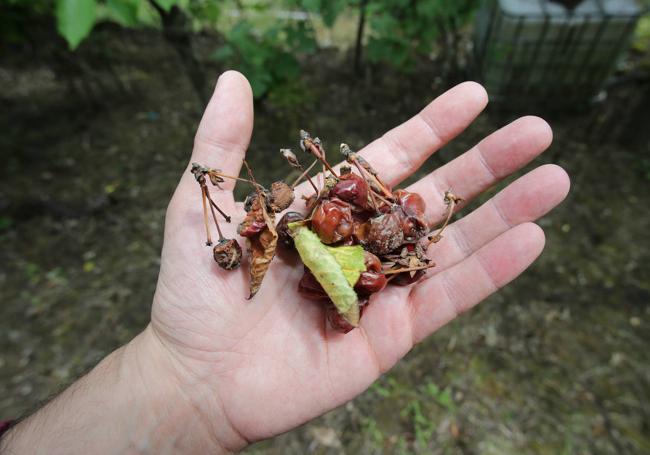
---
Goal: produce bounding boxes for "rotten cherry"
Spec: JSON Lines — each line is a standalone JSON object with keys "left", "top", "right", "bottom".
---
{"left": 276, "top": 211, "right": 304, "bottom": 249}
{"left": 329, "top": 172, "right": 369, "bottom": 211}
{"left": 311, "top": 198, "right": 354, "bottom": 244}
{"left": 364, "top": 212, "right": 404, "bottom": 255}
{"left": 213, "top": 238, "right": 243, "bottom": 270}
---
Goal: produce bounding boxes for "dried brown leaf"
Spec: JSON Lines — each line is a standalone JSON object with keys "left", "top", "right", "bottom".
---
{"left": 247, "top": 193, "right": 278, "bottom": 298}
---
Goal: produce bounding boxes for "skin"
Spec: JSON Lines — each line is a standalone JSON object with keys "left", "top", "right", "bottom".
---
{"left": 1, "top": 71, "right": 570, "bottom": 454}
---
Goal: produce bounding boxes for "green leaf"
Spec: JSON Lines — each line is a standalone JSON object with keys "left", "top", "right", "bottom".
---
{"left": 56, "top": 0, "right": 97, "bottom": 50}
{"left": 153, "top": 0, "right": 177, "bottom": 12}
{"left": 212, "top": 44, "right": 234, "bottom": 62}
{"left": 106, "top": 0, "right": 138, "bottom": 26}
{"left": 246, "top": 70, "right": 272, "bottom": 98}
{"left": 324, "top": 244, "right": 366, "bottom": 287}
{"left": 290, "top": 225, "right": 365, "bottom": 326}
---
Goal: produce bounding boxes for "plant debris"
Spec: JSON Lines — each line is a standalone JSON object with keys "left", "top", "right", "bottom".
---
{"left": 190, "top": 131, "right": 459, "bottom": 332}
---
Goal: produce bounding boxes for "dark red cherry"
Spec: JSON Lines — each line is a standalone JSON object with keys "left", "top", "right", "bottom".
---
{"left": 276, "top": 211, "right": 304, "bottom": 249}
{"left": 237, "top": 218, "right": 267, "bottom": 238}
{"left": 394, "top": 206, "right": 428, "bottom": 242}
{"left": 298, "top": 270, "right": 328, "bottom": 301}
{"left": 330, "top": 173, "right": 369, "bottom": 211}
{"left": 326, "top": 301, "right": 367, "bottom": 333}
{"left": 363, "top": 250, "right": 382, "bottom": 272}
{"left": 394, "top": 189, "right": 426, "bottom": 217}
{"left": 311, "top": 198, "right": 354, "bottom": 244}
{"left": 355, "top": 250, "right": 387, "bottom": 295}
{"left": 355, "top": 271, "right": 387, "bottom": 295}
{"left": 326, "top": 307, "right": 355, "bottom": 333}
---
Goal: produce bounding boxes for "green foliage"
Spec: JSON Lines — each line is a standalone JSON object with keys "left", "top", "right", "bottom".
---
{"left": 152, "top": 0, "right": 176, "bottom": 12}
{"left": 633, "top": 14, "right": 650, "bottom": 52}
{"left": 5, "top": 0, "right": 479, "bottom": 96}
{"left": 105, "top": 0, "right": 139, "bottom": 26}
{"left": 56, "top": 0, "right": 97, "bottom": 49}
{"left": 213, "top": 16, "right": 317, "bottom": 98}
{"left": 301, "top": 0, "right": 347, "bottom": 27}
{"left": 366, "top": 0, "right": 479, "bottom": 71}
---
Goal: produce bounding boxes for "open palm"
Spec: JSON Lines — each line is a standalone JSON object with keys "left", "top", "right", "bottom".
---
{"left": 148, "top": 71, "right": 569, "bottom": 451}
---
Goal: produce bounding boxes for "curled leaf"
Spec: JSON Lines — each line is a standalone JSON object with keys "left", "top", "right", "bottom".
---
{"left": 247, "top": 193, "right": 278, "bottom": 298}
{"left": 290, "top": 224, "right": 365, "bottom": 327}
{"left": 323, "top": 244, "right": 366, "bottom": 287}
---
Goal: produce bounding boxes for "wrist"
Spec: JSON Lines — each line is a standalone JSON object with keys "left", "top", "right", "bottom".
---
{"left": 118, "top": 326, "right": 246, "bottom": 453}
{"left": 0, "top": 327, "right": 245, "bottom": 454}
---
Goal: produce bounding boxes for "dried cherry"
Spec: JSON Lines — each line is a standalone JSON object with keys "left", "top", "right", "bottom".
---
{"left": 276, "top": 211, "right": 304, "bottom": 249}
{"left": 364, "top": 212, "right": 404, "bottom": 255}
{"left": 311, "top": 198, "right": 354, "bottom": 244}
{"left": 212, "top": 238, "right": 243, "bottom": 270}
{"left": 329, "top": 173, "right": 369, "bottom": 211}
{"left": 298, "top": 269, "right": 328, "bottom": 301}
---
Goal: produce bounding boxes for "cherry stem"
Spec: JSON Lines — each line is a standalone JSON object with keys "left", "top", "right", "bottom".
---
{"left": 291, "top": 159, "right": 319, "bottom": 193}
{"left": 204, "top": 185, "right": 226, "bottom": 240}
{"left": 200, "top": 186, "right": 212, "bottom": 246}
{"left": 202, "top": 183, "right": 231, "bottom": 223}
{"left": 243, "top": 160, "right": 259, "bottom": 188}
{"left": 382, "top": 263, "right": 436, "bottom": 275}
{"left": 347, "top": 153, "right": 393, "bottom": 200}
{"left": 209, "top": 171, "right": 259, "bottom": 189}
{"left": 351, "top": 160, "right": 379, "bottom": 212}
{"left": 427, "top": 191, "right": 462, "bottom": 246}
{"left": 303, "top": 137, "right": 338, "bottom": 177}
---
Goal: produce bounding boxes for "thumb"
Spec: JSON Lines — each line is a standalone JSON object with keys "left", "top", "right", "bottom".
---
{"left": 191, "top": 71, "right": 254, "bottom": 191}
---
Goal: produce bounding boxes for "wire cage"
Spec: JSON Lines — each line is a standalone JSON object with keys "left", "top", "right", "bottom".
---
{"left": 473, "top": 0, "right": 643, "bottom": 109}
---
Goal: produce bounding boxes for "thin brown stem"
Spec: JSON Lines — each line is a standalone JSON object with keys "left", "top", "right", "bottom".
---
{"left": 346, "top": 152, "right": 393, "bottom": 200}
{"left": 212, "top": 172, "right": 257, "bottom": 186}
{"left": 303, "top": 138, "right": 338, "bottom": 177}
{"left": 203, "top": 184, "right": 231, "bottom": 223}
{"left": 427, "top": 191, "right": 462, "bottom": 246}
{"left": 208, "top": 196, "right": 224, "bottom": 240}
{"left": 291, "top": 159, "right": 319, "bottom": 193}
{"left": 382, "top": 263, "right": 436, "bottom": 275}
{"left": 351, "top": 160, "right": 379, "bottom": 212}
{"left": 243, "top": 160, "right": 259, "bottom": 187}
{"left": 372, "top": 191, "right": 392, "bottom": 206}
{"left": 200, "top": 186, "right": 212, "bottom": 246}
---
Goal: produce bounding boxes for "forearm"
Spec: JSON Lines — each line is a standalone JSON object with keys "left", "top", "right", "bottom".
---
{"left": 0, "top": 328, "right": 231, "bottom": 455}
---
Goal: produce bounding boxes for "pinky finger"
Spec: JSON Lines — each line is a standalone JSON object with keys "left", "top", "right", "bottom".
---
{"left": 409, "top": 222, "right": 545, "bottom": 344}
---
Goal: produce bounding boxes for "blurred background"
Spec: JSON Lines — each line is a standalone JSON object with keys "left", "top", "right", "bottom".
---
{"left": 1, "top": 0, "right": 649, "bottom": 453}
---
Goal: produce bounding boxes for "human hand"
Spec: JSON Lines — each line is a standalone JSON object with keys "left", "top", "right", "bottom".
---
{"left": 143, "top": 71, "right": 570, "bottom": 452}
{"left": 1, "top": 71, "right": 569, "bottom": 454}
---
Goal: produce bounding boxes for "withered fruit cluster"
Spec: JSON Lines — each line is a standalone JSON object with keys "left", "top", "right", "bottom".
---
{"left": 191, "top": 130, "right": 461, "bottom": 333}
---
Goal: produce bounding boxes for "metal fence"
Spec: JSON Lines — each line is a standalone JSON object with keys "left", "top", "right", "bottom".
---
{"left": 473, "top": 0, "right": 643, "bottom": 109}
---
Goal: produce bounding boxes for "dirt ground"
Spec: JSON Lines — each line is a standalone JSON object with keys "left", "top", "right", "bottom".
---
{"left": 1, "top": 27, "right": 648, "bottom": 454}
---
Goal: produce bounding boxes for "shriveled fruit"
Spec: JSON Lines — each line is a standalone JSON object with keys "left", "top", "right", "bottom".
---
{"left": 270, "top": 181, "right": 295, "bottom": 212}
{"left": 355, "top": 271, "right": 387, "bottom": 295}
{"left": 364, "top": 212, "right": 404, "bottom": 255}
{"left": 190, "top": 130, "right": 449, "bottom": 334}
{"left": 276, "top": 211, "right": 304, "bottom": 249}
{"left": 311, "top": 198, "right": 354, "bottom": 244}
{"left": 213, "top": 238, "right": 242, "bottom": 270}
{"left": 394, "top": 189, "right": 426, "bottom": 217}
{"left": 394, "top": 206, "right": 428, "bottom": 242}
{"left": 354, "top": 250, "right": 387, "bottom": 295}
{"left": 298, "top": 269, "right": 328, "bottom": 301}
{"left": 330, "top": 173, "right": 369, "bottom": 211}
